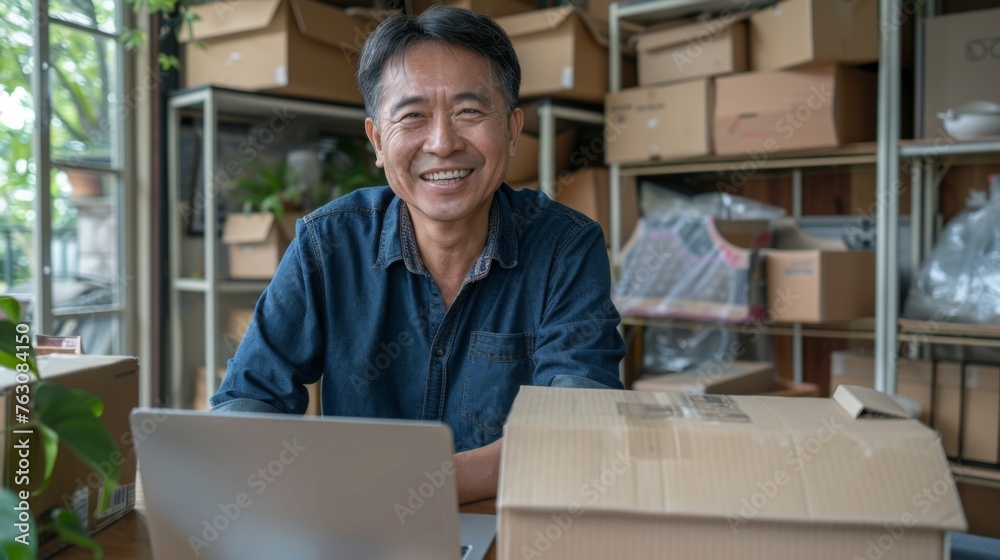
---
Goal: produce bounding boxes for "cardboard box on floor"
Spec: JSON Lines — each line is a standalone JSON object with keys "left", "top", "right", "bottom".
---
{"left": 506, "top": 128, "right": 577, "bottom": 185}
{"left": 633, "top": 360, "right": 820, "bottom": 397}
{"left": 222, "top": 212, "right": 300, "bottom": 280}
{"left": 555, "top": 168, "right": 638, "bottom": 246}
{"left": 765, "top": 219, "right": 876, "bottom": 323}
{"left": 635, "top": 15, "right": 748, "bottom": 86}
{"left": 749, "top": 0, "right": 878, "bottom": 71}
{"left": 180, "top": 0, "right": 366, "bottom": 104}
{"left": 713, "top": 65, "right": 877, "bottom": 156}
{"left": 921, "top": 7, "right": 1000, "bottom": 139}
{"left": 497, "top": 7, "right": 636, "bottom": 104}
{"left": 830, "top": 350, "right": 1000, "bottom": 464}
{"left": 498, "top": 386, "right": 966, "bottom": 560}
{"left": 605, "top": 79, "right": 713, "bottom": 164}
{"left": 1, "top": 356, "right": 139, "bottom": 558}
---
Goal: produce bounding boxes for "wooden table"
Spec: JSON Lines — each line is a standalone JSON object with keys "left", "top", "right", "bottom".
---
{"left": 53, "top": 497, "right": 498, "bottom": 559}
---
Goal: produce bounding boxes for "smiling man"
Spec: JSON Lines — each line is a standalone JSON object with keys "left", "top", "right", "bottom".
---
{"left": 211, "top": 7, "right": 625, "bottom": 503}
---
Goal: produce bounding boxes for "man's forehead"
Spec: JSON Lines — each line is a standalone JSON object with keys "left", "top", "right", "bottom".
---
{"left": 382, "top": 42, "right": 496, "bottom": 90}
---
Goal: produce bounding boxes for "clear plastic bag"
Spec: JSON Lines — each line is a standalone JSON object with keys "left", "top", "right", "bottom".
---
{"left": 903, "top": 174, "right": 1000, "bottom": 326}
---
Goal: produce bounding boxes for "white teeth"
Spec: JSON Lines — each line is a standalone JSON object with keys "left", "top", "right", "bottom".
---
{"left": 422, "top": 169, "right": 471, "bottom": 181}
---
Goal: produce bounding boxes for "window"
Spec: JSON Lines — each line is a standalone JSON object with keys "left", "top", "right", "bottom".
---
{"left": 0, "top": 0, "right": 131, "bottom": 354}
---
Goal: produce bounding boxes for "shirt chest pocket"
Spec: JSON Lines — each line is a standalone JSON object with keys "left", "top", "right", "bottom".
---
{"left": 462, "top": 331, "right": 535, "bottom": 435}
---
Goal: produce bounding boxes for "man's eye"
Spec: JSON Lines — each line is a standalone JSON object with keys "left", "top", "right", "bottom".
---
{"left": 460, "top": 108, "right": 480, "bottom": 115}
{"left": 402, "top": 113, "right": 423, "bottom": 120}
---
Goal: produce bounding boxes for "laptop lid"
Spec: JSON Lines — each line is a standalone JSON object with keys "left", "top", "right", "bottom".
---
{"left": 131, "top": 408, "right": 463, "bottom": 560}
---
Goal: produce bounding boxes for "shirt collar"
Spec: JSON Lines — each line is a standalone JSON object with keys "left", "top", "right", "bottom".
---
{"left": 373, "top": 187, "right": 519, "bottom": 275}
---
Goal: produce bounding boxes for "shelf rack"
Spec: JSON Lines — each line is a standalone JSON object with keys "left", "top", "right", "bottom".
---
{"left": 166, "top": 86, "right": 368, "bottom": 406}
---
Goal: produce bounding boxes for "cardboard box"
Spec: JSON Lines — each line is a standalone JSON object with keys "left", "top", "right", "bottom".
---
{"left": 830, "top": 351, "right": 1000, "bottom": 464}
{"left": 634, "top": 361, "right": 821, "bottom": 396}
{"left": 506, "top": 128, "right": 577, "bottom": 185}
{"left": 765, "top": 220, "right": 876, "bottom": 323}
{"left": 1, "top": 356, "right": 139, "bottom": 558}
{"left": 922, "top": 7, "right": 1000, "bottom": 138}
{"left": 713, "top": 65, "right": 877, "bottom": 156}
{"left": 605, "top": 79, "right": 713, "bottom": 164}
{"left": 555, "top": 168, "right": 638, "bottom": 245}
{"left": 633, "top": 361, "right": 775, "bottom": 393}
{"left": 497, "top": 7, "right": 635, "bottom": 104}
{"left": 180, "top": 0, "right": 366, "bottom": 104}
{"left": 749, "top": 0, "right": 878, "bottom": 71}
{"left": 498, "top": 386, "right": 965, "bottom": 560}
{"left": 636, "top": 16, "right": 747, "bottom": 86}
{"left": 222, "top": 212, "right": 299, "bottom": 279}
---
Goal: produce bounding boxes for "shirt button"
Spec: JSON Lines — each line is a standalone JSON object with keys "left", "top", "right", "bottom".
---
{"left": 435, "top": 348, "right": 444, "bottom": 357}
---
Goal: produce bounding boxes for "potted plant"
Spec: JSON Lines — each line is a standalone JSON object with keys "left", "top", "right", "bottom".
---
{"left": 0, "top": 296, "right": 120, "bottom": 560}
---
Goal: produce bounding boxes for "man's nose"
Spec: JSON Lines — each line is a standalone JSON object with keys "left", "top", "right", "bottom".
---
{"left": 423, "top": 115, "right": 464, "bottom": 156}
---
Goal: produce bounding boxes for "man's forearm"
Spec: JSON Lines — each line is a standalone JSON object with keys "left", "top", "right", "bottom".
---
{"left": 454, "top": 438, "right": 502, "bottom": 504}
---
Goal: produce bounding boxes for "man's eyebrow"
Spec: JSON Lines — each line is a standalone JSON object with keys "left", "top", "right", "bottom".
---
{"left": 453, "top": 91, "right": 491, "bottom": 105}
{"left": 389, "top": 95, "right": 429, "bottom": 115}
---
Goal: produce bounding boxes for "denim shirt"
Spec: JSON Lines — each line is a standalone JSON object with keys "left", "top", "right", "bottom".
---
{"left": 211, "top": 184, "right": 625, "bottom": 452}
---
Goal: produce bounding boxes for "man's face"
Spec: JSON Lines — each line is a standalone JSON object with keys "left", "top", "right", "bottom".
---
{"left": 365, "top": 42, "right": 523, "bottom": 229}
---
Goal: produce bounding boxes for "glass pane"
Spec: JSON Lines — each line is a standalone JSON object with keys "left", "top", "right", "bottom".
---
{"left": 51, "top": 168, "right": 121, "bottom": 355}
{"left": 50, "top": 22, "right": 117, "bottom": 167}
{"left": 0, "top": 0, "right": 34, "bottom": 296}
{"left": 49, "top": 0, "right": 117, "bottom": 34}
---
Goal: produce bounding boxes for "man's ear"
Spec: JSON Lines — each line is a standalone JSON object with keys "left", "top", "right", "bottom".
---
{"left": 507, "top": 107, "right": 524, "bottom": 159}
{"left": 365, "top": 118, "right": 385, "bottom": 168}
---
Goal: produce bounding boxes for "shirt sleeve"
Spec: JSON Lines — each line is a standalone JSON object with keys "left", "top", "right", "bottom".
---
{"left": 210, "top": 220, "right": 326, "bottom": 414}
{"left": 532, "top": 221, "right": 626, "bottom": 390}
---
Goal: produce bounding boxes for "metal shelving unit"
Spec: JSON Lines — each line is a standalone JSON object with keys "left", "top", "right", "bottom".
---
{"left": 604, "top": 0, "right": 917, "bottom": 392}
{"left": 167, "top": 86, "right": 368, "bottom": 407}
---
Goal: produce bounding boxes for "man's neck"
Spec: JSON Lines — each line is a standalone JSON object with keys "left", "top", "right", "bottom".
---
{"left": 407, "top": 202, "right": 491, "bottom": 307}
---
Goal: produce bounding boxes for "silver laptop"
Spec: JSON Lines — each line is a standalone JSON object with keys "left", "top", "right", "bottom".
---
{"left": 130, "top": 409, "right": 496, "bottom": 560}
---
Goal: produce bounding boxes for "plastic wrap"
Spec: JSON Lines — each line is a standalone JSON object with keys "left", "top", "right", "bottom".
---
{"left": 903, "top": 175, "right": 1000, "bottom": 326}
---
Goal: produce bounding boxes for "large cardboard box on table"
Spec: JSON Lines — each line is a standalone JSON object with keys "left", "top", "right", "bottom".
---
{"left": 497, "top": 7, "right": 635, "bottom": 104}
{"left": 765, "top": 220, "right": 876, "bottom": 323}
{"left": 830, "top": 350, "right": 1000, "bottom": 464}
{"left": 635, "top": 16, "right": 747, "bottom": 86}
{"left": 411, "top": 0, "right": 535, "bottom": 17}
{"left": 1, "top": 356, "right": 139, "bottom": 557}
{"left": 180, "top": 0, "right": 366, "bottom": 104}
{"left": 222, "top": 212, "right": 300, "bottom": 279}
{"left": 713, "top": 65, "right": 877, "bottom": 156}
{"left": 555, "top": 168, "right": 638, "bottom": 245}
{"left": 921, "top": 7, "right": 1000, "bottom": 138}
{"left": 498, "top": 386, "right": 966, "bottom": 560}
{"left": 749, "top": 0, "right": 878, "bottom": 71}
{"left": 605, "top": 79, "right": 713, "bottom": 164}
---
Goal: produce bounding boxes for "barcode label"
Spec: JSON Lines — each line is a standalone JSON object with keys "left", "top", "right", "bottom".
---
{"left": 95, "top": 483, "right": 135, "bottom": 520}
{"left": 72, "top": 487, "right": 89, "bottom": 530}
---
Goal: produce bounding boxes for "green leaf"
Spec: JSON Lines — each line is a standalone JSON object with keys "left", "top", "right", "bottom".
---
{"left": 0, "top": 296, "right": 21, "bottom": 322}
{"left": 51, "top": 508, "right": 103, "bottom": 559}
{"left": 33, "top": 382, "right": 120, "bottom": 495}
{"left": 0, "top": 488, "right": 37, "bottom": 560}
{"left": 120, "top": 28, "right": 148, "bottom": 51}
{"left": 157, "top": 54, "right": 181, "bottom": 71}
{"left": 34, "top": 424, "right": 60, "bottom": 495}
{"left": 71, "top": 389, "right": 104, "bottom": 418}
